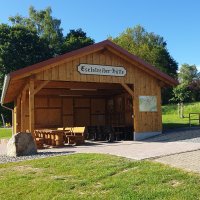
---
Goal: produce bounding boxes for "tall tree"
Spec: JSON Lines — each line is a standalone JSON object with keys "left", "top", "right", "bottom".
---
{"left": 178, "top": 64, "right": 198, "bottom": 84}
{"left": 9, "top": 7, "right": 95, "bottom": 56}
{"left": 62, "top": 28, "right": 94, "bottom": 53}
{"left": 9, "top": 6, "right": 64, "bottom": 55}
{"left": 0, "top": 24, "right": 53, "bottom": 122}
{"left": 110, "top": 25, "right": 178, "bottom": 78}
{"left": 0, "top": 24, "right": 52, "bottom": 83}
{"left": 171, "top": 64, "right": 200, "bottom": 103}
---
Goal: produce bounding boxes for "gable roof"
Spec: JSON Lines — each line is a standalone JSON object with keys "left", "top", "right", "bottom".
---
{"left": 1, "top": 40, "right": 178, "bottom": 104}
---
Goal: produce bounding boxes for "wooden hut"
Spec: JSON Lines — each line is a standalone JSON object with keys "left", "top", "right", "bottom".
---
{"left": 0, "top": 40, "right": 178, "bottom": 140}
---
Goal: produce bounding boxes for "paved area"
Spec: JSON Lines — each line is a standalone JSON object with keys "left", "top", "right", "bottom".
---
{"left": 38, "top": 140, "right": 200, "bottom": 160}
{"left": 153, "top": 150, "right": 200, "bottom": 174}
{"left": 143, "top": 127, "right": 200, "bottom": 173}
{"left": 2, "top": 138, "right": 200, "bottom": 160}
{"left": 38, "top": 127, "right": 200, "bottom": 160}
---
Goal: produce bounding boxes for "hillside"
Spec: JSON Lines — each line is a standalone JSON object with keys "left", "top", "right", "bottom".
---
{"left": 162, "top": 102, "right": 200, "bottom": 129}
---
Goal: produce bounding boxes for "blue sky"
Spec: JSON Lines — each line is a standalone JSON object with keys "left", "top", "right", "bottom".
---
{"left": 0, "top": 0, "right": 200, "bottom": 71}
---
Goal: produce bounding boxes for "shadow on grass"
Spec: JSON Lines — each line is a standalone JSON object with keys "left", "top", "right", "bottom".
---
{"left": 163, "top": 123, "right": 199, "bottom": 130}
{"left": 162, "top": 123, "right": 190, "bottom": 130}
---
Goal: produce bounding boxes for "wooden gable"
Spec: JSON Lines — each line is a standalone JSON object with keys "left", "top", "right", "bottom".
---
{"left": 2, "top": 40, "right": 178, "bottom": 104}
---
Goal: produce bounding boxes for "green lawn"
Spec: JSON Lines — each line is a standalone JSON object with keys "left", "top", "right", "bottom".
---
{"left": 0, "top": 154, "right": 200, "bottom": 200}
{"left": 0, "top": 128, "right": 12, "bottom": 139}
{"left": 162, "top": 102, "right": 200, "bottom": 129}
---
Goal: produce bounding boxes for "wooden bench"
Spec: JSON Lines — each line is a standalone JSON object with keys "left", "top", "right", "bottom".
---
{"left": 66, "top": 127, "right": 85, "bottom": 145}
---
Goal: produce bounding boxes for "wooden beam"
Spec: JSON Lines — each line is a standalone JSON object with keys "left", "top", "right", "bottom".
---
{"left": 21, "top": 84, "right": 28, "bottom": 132}
{"left": 17, "top": 95, "right": 21, "bottom": 132}
{"left": 121, "top": 83, "right": 135, "bottom": 135}
{"left": 29, "top": 78, "right": 35, "bottom": 137}
{"left": 13, "top": 95, "right": 21, "bottom": 134}
{"left": 121, "top": 83, "right": 134, "bottom": 97}
{"left": 37, "top": 88, "right": 122, "bottom": 96}
{"left": 133, "top": 84, "right": 139, "bottom": 133}
{"left": 34, "top": 81, "right": 49, "bottom": 95}
{"left": 42, "top": 81, "right": 123, "bottom": 90}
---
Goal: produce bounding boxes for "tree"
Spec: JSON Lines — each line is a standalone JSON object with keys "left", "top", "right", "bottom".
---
{"left": 9, "top": 7, "right": 95, "bottom": 56}
{"left": 170, "top": 84, "right": 191, "bottom": 103}
{"left": 0, "top": 24, "right": 53, "bottom": 122}
{"left": 0, "top": 24, "right": 52, "bottom": 85}
{"left": 188, "top": 79, "right": 200, "bottom": 101}
{"left": 62, "top": 28, "right": 94, "bottom": 53}
{"left": 171, "top": 64, "right": 200, "bottom": 103}
{"left": 110, "top": 25, "right": 178, "bottom": 78}
{"left": 178, "top": 64, "right": 198, "bottom": 84}
{"left": 9, "top": 6, "right": 64, "bottom": 55}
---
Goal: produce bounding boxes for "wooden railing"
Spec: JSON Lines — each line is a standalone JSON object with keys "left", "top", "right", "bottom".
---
{"left": 189, "top": 113, "right": 200, "bottom": 127}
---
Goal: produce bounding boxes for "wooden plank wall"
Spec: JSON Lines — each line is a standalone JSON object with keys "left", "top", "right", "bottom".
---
{"left": 34, "top": 50, "right": 162, "bottom": 133}
{"left": 35, "top": 96, "right": 62, "bottom": 128}
{"left": 34, "top": 94, "right": 132, "bottom": 128}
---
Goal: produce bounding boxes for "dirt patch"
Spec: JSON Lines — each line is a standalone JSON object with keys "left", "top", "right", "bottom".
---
{"left": 12, "top": 165, "right": 43, "bottom": 173}
{"left": 51, "top": 175, "right": 75, "bottom": 182}
{"left": 169, "top": 180, "right": 183, "bottom": 187}
{"left": 108, "top": 166, "right": 139, "bottom": 178}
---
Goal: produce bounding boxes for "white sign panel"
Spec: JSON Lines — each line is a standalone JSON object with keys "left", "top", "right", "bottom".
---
{"left": 139, "top": 96, "right": 157, "bottom": 112}
{"left": 78, "top": 64, "right": 126, "bottom": 77}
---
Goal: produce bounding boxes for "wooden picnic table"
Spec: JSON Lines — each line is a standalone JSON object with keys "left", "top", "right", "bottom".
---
{"left": 34, "top": 127, "right": 85, "bottom": 148}
{"left": 35, "top": 129, "right": 68, "bottom": 146}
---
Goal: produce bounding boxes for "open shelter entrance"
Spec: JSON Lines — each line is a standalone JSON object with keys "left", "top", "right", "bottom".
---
{"left": 23, "top": 81, "right": 134, "bottom": 141}
{"left": 1, "top": 40, "right": 178, "bottom": 148}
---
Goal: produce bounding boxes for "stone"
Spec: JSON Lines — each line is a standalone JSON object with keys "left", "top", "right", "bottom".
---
{"left": 7, "top": 132, "right": 37, "bottom": 157}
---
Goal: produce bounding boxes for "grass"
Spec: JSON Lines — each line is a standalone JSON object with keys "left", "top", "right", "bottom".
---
{"left": 162, "top": 102, "right": 200, "bottom": 129}
{"left": 0, "top": 154, "right": 200, "bottom": 200}
{"left": 0, "top": 128, "right": 12, "bottom": 139}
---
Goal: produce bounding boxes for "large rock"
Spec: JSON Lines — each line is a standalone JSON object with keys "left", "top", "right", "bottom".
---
{"left": 7, "top": 132, "right": 37, "bottom": 157}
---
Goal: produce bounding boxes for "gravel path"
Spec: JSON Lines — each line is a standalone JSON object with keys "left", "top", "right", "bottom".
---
{"left": 0, "top": 151, "right": 73, "bottom": 164}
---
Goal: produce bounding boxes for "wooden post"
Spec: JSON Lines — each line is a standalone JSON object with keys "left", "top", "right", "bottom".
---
{"left": 29, "top": 78, "right": 35, "bottom": 138}
{"left": 16, "top": 95, "right": 21, "bottom": 132}
{"left": 21, "top": 84, "right": 29, "bottom": 132}
{"left": 13, "top": 95, "right": 21, "bottom": 134}
{"left": 133, "top": 92, "right": 139, "bottom": 133}
{"left": 121, "top": 83, "right": 136, "bottom": 137}
{"left": 13, "top": 100, "right": 17, "bottom": 134}
{"left": 21, "top": 86, "right": 28, "bottom": 132}
{"left": 177, "top": 103, "right": 180, "bottom": 117}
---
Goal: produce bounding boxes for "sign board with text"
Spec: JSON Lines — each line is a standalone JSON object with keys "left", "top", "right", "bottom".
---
{"left": 78, "top": 64, "right": 126, "bottom": 77}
